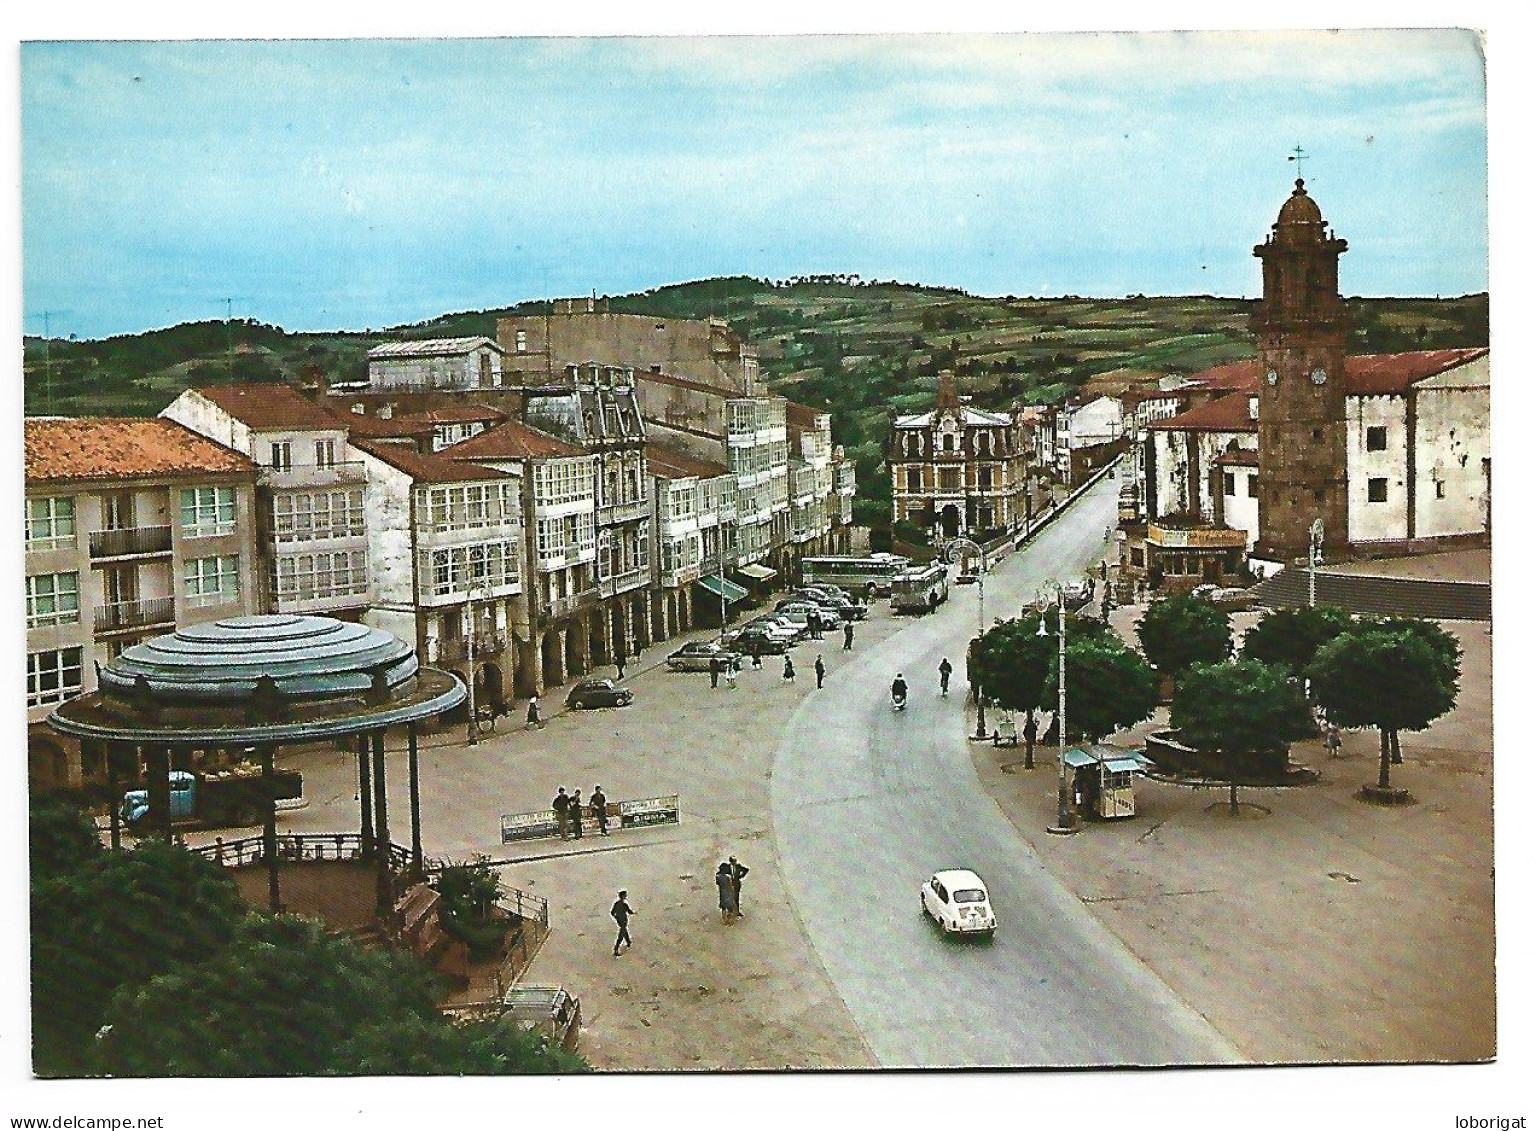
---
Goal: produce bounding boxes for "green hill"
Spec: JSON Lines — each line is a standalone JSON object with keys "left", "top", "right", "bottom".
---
{"left": 22, "top": 279, "right": 1487, "bottom": 526}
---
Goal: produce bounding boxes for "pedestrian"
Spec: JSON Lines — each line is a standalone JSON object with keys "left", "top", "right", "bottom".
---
{"left": 1325, "top": 723, "right": 1342, "bottom": 758}
{"left": 938, "top": 657, "right": 953, "bottom": 696}
{"left": 709, "top": 656, "right": 721, "bottom": 689}
{"left": 526, "top": 696, "right": 543, "bottom": 729}
{"left": 552, "top": 786, "right": 570, "bottom": 839}
{"left": 716, "top": 862, "right": 737, "bottom": 924}
{"left": 814, "top": 654, "right": 826, "bottom": 689}
{"left": 782, "top": 656, "right": 796, "bottom": 684}
{"left": 611, "top": 890, "right": 635, "bottom": 955}
{"left": 843, "top": 622, "right": 854, "bottom": 651}
{"left": 1100, "top": 560, "right": 1108, "bottom": 581}
{"left": 728, "top": 856, "right": 750, "bottom": 919}
{"left": 591, "top": 784, "right": 610, "bottom": 835}
{"left": 724, "top": 656, "right": 738, "bottom": 689}
{"left": 570, "top": 789, "right": 584, "bottom": 839}
{"left": 751, "top": 650, "right": 763, "bottom": 670}
{"left": 1101, "top": 592, "right": 1112, "bottom": 619}
{"left": 615, "top": 645, "right": 627, "bottom": 681}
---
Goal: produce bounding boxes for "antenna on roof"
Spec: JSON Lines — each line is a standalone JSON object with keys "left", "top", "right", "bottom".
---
{"left": 34, "top": 310, "right": 72, "bottom": 415}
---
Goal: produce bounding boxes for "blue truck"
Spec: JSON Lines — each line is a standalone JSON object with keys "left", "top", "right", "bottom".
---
{"left": 122, "top": 767, "right": 304, "bottom": 829}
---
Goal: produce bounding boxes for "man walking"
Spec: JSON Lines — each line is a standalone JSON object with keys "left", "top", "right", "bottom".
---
{"left": 709, "top": 655, "right": 721, "bottom": 689}
{"left": 552, "top": 787, "right": 570, "bottom": 839}
{"left": 591, "top": 784, "right": 610, "bottom": 835}
{"left": 938, "top": 657, "right": 953, "bottom": 697}
{"left": 615, "top": 645, "right": 627, "bottom": 681}
{"left": 611, "top": 890, "right": 635, "bottom": 955}
{"left": 814, "top": 654, "right": 826, "bottom": 689}
{"left": 751, "top": 651, "right": 763, "bottom": 670}
{"left": 728, "top": 857, "right": 749, "bottom": 920}
{"left": 569, "top": 789, "right": 584, "bottom": 839}
{"left": 782, "top": 655, "right": 796, "bottom": 684}
{"left": 843, "top": 621, "right": 854, "bottom": 651}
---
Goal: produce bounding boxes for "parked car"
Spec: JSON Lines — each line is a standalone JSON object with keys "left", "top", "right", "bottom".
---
{"left": 955, "top": 572, "right": 978, "bottom": 586}
{"left": 775, "top": 601, "right": 834, "bottom": 630}
{"left": 722, "top": 628, "right": 788, "bottom": 656}
{"left": 920, "top": 869, "right": 997, "bottom": 939}
{"left": 747, "top": 616, "right": 804, "bottom": 643}
{"left": 793, "top": 589, "right": 865, "bottom": 621}
{"left": 666, "top": 641, "right": 743, "bottom": 673}
{"left": 566, "top": 678, "right": 633, "bottom": 709}
{"left": 1191, "top": 583, "right": 1256, "bottom": 610}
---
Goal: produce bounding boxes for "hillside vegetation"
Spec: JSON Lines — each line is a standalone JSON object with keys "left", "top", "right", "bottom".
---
{"left": 22, "top": 278, "right": 1487, "bottom": 526}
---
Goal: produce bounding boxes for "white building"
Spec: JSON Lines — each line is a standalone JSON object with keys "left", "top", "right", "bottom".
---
{"left": 366, "top": 337, "right": 507, "bottom": 391}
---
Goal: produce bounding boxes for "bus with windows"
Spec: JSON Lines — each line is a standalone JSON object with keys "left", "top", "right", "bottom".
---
{"left": 800, "top": 554, "right": 910, "bottom": 599}
{"left": 890, "top": 562, "right": 951, "bottom": 614}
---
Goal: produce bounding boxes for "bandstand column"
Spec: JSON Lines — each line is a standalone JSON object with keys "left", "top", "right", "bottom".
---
{"left": 407, "top": 722, "right": 423, "bottom": 877}
{"left": 147, "top": 744, "right": 173, "bottom": 845}
{"left": 357, "top": 732, "right": 374, "bottom": 855}
{"left": 370, "top": 729, "right": 392, "bottom": 918}
{"left": 260, "top": 743, "right": 281, "bottom": 912}
{"left": 103, "top": 741, "right": 122, "bottom": 852}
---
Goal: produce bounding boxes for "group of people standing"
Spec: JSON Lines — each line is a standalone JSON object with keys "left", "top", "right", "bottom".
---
{"left": 551, "top": 784, "right": 610, "bottom": 839}
{"left": 608, "top": 854, "right": 749, "bottom": 958}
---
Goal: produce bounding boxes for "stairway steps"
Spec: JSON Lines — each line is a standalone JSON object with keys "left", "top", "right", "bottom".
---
{"left": 1251, "top": 569, "right": 1490, "bottom": 621}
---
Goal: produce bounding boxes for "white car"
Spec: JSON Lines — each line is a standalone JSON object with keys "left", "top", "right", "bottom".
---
{"left": 746, "top": 616, "right": 803, "bottom": 643}
{"left": 920, "top": 869, "right": 997, "bottom": 938}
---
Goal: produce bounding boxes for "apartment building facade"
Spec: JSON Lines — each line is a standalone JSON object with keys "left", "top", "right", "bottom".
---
{"left": 25, "top": 418, "right": 261, "bottom": 790}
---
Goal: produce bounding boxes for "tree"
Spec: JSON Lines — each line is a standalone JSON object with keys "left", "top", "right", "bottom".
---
{"left": 334, "top": 1014, "right": 590, "bottom": 1075}
{"left": 32, "top": 840, "right": 247, "bottom": 1075}
{"left": 92, "top": 913, "right": 443, "bottom": 1076}
{"left": 29, "top": 795, "right": 102, "bottom": 884}
{"left": 1306, "top": 622, "right": 1461, "bottom": 796}
{"left": 1049, "top": 636, "right": 1158, "bottom": 744}
{"left": 1240, "top": 605, "right": 1354, "bottom": 682}
{"left": 1136, "top": 594, "right": 1234, "bottom": 679}
{"left": 1171, "top": 660, "right": 1314, "bottom": 814}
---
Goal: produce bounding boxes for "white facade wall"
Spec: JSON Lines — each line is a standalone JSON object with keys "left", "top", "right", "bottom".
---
{"left": 358, "top": 455, "right": 418, "bottom": 613}
{"left": 1345, "top": 395, "right": 1411, "bottom": 544}
{"left": 1219, "top": 465, "right": 1261, "bottom": 547}
{"left": 1412, "top": 358, "right": 1490, "bottom": 539}
{"left": 1149, "top": 428, "right": 1255, "bottom": 524}
{"left": 367, "top": 343, "right": 504, "bottom": 390}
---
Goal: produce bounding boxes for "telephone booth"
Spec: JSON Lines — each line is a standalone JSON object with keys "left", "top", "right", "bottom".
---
{"left": 1066, "top": 745, "right": 1152, "bottom": 820}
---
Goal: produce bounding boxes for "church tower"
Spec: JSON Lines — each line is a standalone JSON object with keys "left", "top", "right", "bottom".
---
{"left": 1252, "top": 178, "right": 1349, "bottom": 562}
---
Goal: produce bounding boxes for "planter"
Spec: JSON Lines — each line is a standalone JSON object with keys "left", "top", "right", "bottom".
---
{"left": 1144, "top": 728, "right": 1294, "bottom": 784}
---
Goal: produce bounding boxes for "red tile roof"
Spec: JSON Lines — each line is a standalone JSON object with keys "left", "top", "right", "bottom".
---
{"left": 1182, "top": 348, "right": 1489, "bottom": 398}
{"left": 646, "top": 443, "right": 730, "bottom": 480}
{"left": 341, "top": 403, "right": 507, "bottom": 439}
{"left": 188, "top": 383, "right": 340, "bottom": 430}
{"left": 26, "top": 417, "right": 256, "bottom": 484}
{"left": 352, "top": 438, "right": 515, "bottom": 483}
{"left": 442, "top": 420, "right": 586, "bottom": 461}
{"left": 1212, "top": 447, "right": 1260, "bottom": 466}
{"left": 1148, "top": 392, "right": 1257, "bottom": 433}
{"left": 785, "top": 400, "right": 830, "bottom": 430}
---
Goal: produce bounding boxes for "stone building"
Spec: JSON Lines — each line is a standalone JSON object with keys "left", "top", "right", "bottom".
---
{"left": 25, "top": 418, "right": 261, "bottom": 789}
{"left": 888, "top": 371, "right": 1030, "bottom": 542}
{"left": 364, "top": 337, "right": 508, "bottom": 392}
{"left": 646, "top": 443, "right": 743, "bottom": 631}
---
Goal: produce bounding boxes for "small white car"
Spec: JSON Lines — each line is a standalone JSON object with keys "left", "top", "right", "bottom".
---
{"left": 920, "top": 869, "right": 997, "bottom": 938}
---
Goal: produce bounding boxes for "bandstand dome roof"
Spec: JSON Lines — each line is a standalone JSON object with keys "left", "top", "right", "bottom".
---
{"left": 49, "top": 615, "right": 465, "bottom": 747}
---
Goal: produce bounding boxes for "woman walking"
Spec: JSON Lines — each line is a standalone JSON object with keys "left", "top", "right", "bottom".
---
{"left": 716, "top": 862, "right": 737, "bottom": 923}
{"left": 782, "top": 655, "right": 796, "bottom": 684}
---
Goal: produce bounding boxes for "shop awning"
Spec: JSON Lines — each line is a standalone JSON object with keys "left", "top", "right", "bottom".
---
{"left": 737, "top": 563, "right": 776, "bottom": 581}
{"left": 696, "top": 575, "right": 749, "bottom": 603}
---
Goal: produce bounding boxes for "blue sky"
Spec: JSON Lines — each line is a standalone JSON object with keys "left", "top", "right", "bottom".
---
{"left": 21, "top": 31, "right": 1487, "bottom": 339}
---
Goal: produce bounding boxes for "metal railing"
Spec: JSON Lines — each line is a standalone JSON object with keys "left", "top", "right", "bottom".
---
{"left": 545, "top": 588, "right": 599, "bottom": 621}
{"left": 263, "top": 461, "right": 368, "bottom": 490}
{"left": 94, "top": 596, "right": 176, "bottom": 634}
{"left": 598, "top": 566, "right": 648, "bottom": 596}
{"left": 189, "top": 832, "right": 412, "bottom": 872}
{"left": 89, "top": 525, "right": 173, "bottom": 558}
{"left": 596, "top": 498, "right": 649, "bottom": 525}
{"left": 436, "top": 634, "right": 506, "bottom": 663}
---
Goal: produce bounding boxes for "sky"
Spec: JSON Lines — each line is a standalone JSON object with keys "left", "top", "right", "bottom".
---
{"left": 21, "top": 30, "right": 1489, "bottom": 340}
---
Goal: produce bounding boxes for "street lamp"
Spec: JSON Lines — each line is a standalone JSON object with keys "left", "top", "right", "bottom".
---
{"left": 1038, "top": 581, "right": 1077, "bottom": 835}
{"left": 944, "top": 537, "right": 988, "bottom": 738}
{"left": 1308, "top": 519, "right": 1324, "bottom": 609}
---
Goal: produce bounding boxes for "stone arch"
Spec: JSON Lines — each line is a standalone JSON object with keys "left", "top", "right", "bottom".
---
{"left": 940, "top": 503, "right": 961, "bottom": 540}
{"left": 481, "top": 662, "right": 506, "bottom": 714}
{"left": 564, "top": 621, "right": 585, "bottom": 678}
{"left": 542, "top": 630, "right": 565, "bottom": 688}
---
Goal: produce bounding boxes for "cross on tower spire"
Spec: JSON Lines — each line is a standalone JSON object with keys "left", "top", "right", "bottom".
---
{"left": 1287, "top": 145, "right": 1309, "bottom": 181}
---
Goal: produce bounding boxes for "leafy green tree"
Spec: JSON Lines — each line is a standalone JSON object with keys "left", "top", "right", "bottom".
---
{"left": 1306, "top": 623, "right": 1461, "bottom": 795}
{"left": 1240, "top": 605, "right": 1354, "bottom": 682}
{"left": 1048, "top": 636, "right": 1158, "bottom": 744}
{"left": 92, "top": 914, "right": 443, "bottom": 1076}
{"left": 334, "top": 1014, "right": 589, "bottom": 1075}
{"left": 1171, "top": 660, "right": 1314, "bottom": 814}
{"left": 1135, "top": 594, "right": 1233, "bottom": 679}
{"left": 32, "top": 840, "right": 247, "bottom": 1075}
{"left": 29, "top": 795, "right": 102, "bottom": 883}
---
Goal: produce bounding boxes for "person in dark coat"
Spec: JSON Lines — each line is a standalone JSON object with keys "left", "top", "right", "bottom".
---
{"left": 716, "top": 862, "right": 737, "bottom": 923}
{"left": 526, "top": 696, "right": 543, "bottom": 729}
{"left": 591, "top": 784, "right": 610, "bottom": 835}
{"left": 751, "top": 651, "right": 763, "bottom": 670}
{"left": 709, "top": 656, "right": 721, "bottom": 688}
{"left": 552, "top": 787, "right": 570, "bottom": 839}
{"left": 814, "top": 655, "right": 826, "bottom": 689}
{"left": 938, "top": 657, "right": 953, "bottom": 696}
{"left": 569, "top": 789, "right": 583, "bottom": 839}
{"left": 782, "top": 656, "right": 796, "bottom": 684}
{"left": 843, "top": 622, "right": 854, "bottom": 650}
{"left": 731, "top": 854, "right": 755, "bottom": 922}
{"left": 615, "top": 644, "right": 627, "bottom": 680}
{"left": 611, "top": 890, "right": 635, "bottom": 955}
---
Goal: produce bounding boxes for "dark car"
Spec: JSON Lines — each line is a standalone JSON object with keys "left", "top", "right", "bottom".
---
{"left": 566, "top": 678, "right": 634, "bottom": 709}
{"left": 792, "top": 589, "right": 865, "bottom": 621}
{"left": 725, "top": 628, "right": 789, "bottom": 656}
{"left": 666, "top": 641, "right": 743, "bottom": 672}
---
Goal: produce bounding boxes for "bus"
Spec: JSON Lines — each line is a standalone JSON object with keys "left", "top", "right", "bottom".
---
{"left": 800, "top": 554, "right": 910, "bottom": 599}
{"left": 890, "top": 562, "right": 951, "bottom": 614}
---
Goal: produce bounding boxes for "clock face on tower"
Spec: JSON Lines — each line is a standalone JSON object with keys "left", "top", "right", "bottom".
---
{"left": 1265, "top": 369, "right": 1279, "bottom": 386}
{"left": 1310, "top": 368, "right": 1328, "bottom": 385}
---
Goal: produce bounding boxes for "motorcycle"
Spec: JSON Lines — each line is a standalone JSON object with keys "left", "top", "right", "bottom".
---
{"left": 891, "top": 689, "right": 908, "bottom": 712}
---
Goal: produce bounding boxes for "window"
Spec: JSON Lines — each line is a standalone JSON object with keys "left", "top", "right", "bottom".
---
{"left": 25, "top": 496, "right": 75, "bottom": 549}
{"left": 423, "top": 483, "right": 514, "bottom": 533}
{"left": 273, "top": 490, "right": 363, "bottom": 542}
{"left": 27, "top": 647, "right": 83, "bottom": 707}
{"left": 978, "top": 466, "right": 993, "bottom": 489}
{"left": 943, "top": 434, "right": 955, "bottom": 453}
{"left": 27, "top": 572, "right": 80, "bottom": 627}
{"left": 939, "top": 468, "right": 960, "bottom": 491}
{"left": 426, "top": 541, "right": 519, "bottom": 597}
{"left": 1223, "top": 472, "right": 1236, "bottom": 496}
{"left": 1436, "top": 480, "right": 1447, "bottom": 499}
{"left": 276, "top": 550, "right": 367, "bottom": 602}
{"left": 315, "top": 439, "right": 337, "bottom": 468}
{"left": 515, "top": 330, "right": 528, "bottom": 353}
{"left": 1247, "top": 474, "right": 1258, "bottom": 499}
{"left": 180, "top": 486, "right": 236, "bottom": 538}
{"left": 185, "top": 555, "right": 240, "bottom": 606}
{"left": 1367, "top": 478, "right": 1388, "bottom": 503}
{"left": 269, "top": 441, "right": 292, "bottom": 471}
{"left": 1365, "top": 427, "right": 1387, "bottom": 452}
{"left": 906, "top": 468, "right": 921, "bottom": 493}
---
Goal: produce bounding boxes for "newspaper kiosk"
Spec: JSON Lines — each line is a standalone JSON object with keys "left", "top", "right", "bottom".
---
{"left": 1066, "top": 745, "right": 1152, "bottom": 820}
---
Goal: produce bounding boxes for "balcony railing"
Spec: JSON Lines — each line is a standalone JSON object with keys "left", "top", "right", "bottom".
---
{"left": 94, "top": 596, "right": 177, "bottom": 634}
{"left": 598, "top": 566, "right": 649, "bottom": 597}
{"left": 263, "top": 461, "right": 368, "bottom": 490}
{"left": 436, "top": 634, "right": 506, "bottom": 663}
{"left": 89, "top": 525, "right": 173, "bottom": 559}
{"left": 545, "top": 588, "right": 599, "bottom": 622}
{"left": 597, "top": 498, "right": 649, "bottom": 525}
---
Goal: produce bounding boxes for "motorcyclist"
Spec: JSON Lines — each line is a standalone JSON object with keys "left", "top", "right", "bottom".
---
{"left": 891, "top": 673, "right": 909, "bottom": 708}
{"left": 938, "top": 658, "right": 953, "bottom": 696}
